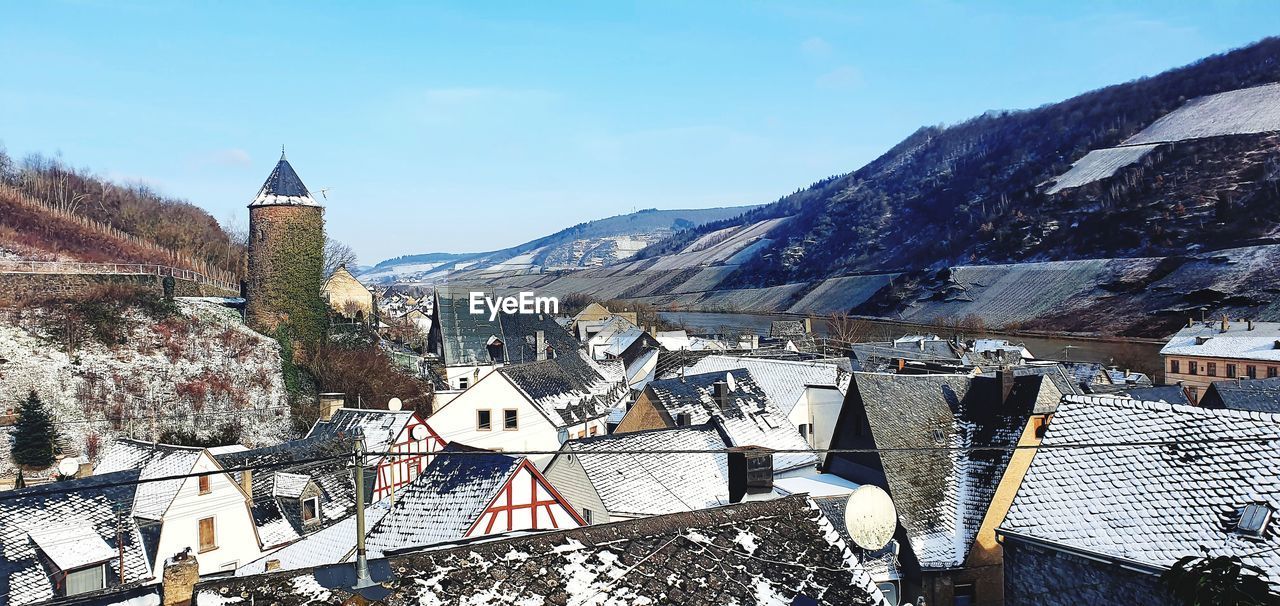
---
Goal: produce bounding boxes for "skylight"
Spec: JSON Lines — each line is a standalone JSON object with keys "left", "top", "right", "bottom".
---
{"left": 1237, "top": 503, "right": 1273, "bottom": 536}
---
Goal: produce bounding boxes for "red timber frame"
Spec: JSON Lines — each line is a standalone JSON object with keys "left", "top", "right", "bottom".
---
{"left": 373, "top": 414, "right": 446, "bottom": 501}
{"left": 466, "top": 459, "right": 586, "bottom": 537}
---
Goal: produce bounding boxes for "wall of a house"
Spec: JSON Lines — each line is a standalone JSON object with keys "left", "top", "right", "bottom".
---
{"left": 467, "top": 463, "right": 582, "bottom": 538}
{"left": 426, "top": 374, "right": 561, "bottom": 463}
{"left": 373, "top": 416, "right": 446, "bottom": 501}
{"left": 443, "top": 363, "right": 499, "bottom": 390}
{"left": 614, "top": 391, "right": 669, "bottom": 434}
{"left": 322, "top": 271, "right": 373, "bottom": 318}
{"left": 157, "top": 453, "right": 262, "bottom": 575}
{"left": 1002, "top": 539, "right": 1176, "bottom": 606}
{"left": 1163, "top": 354, "right": 1280, "bottom": 403}
{"left": 541, "top": 452, "right": 612, "bottom": 524}
{"left": 793, "top": 386, "right": 844, "bottom": 450}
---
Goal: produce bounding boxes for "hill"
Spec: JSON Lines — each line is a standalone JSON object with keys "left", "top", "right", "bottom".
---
{"left": 360, "top": 206, "right": 757, "bottom": 284}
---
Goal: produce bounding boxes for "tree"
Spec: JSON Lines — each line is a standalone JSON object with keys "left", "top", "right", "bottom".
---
{"left": 826, "top": 312, "right": 871, "bottom": 345}
{"left": 12, "top": 390, "right": 58, "bottom": 470}
{"left": 1163, "top": 555, "right": 1280, "bottom": 606}
{"left": 324, "top": 236, "right": 358, "bottom": 278}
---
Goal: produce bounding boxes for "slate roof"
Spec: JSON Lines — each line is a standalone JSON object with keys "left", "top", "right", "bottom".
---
{"left": 235, "top": 500, "right": 393, "bottom": 576}
{"left": 213, "top": 436, "right": 355, "bottom": 549}
{"left": 93, "top": 439, "right": 205, "bottom": 521}
{"left": 431, "top": 287, "right": 580, "bottom": 366}
{"left": 828, "top": 372, "right": 1038, "bottom": 569}
{"left": 0, "top": 471, "right": 153, "bottom": 605}
{"left": 364, "top": 443, "right": 525, "bottom": 556}
{"left": 669, "top": 355, "right": 845, "bottom": 416}
{"left": 811, "top": 494, "right": 900, "bottom": 583}
{"left": 249, "top": 153, "right": 320, "bottom": 207}
{"left": 1201, "top": 378, "right": 1280, "bottom": 413}
{"left": 644, "top": 369, "right": 817, "bottom": 472}
{"left": 560, "top": 424, "right": 731, "bottom": 517}
{"left": 1160, "top": 321, "right": 1280, "bottom": 362}
{"left": 1000, "top": 396, "right": 1280, "bottom": 578}
{"left": 195, "top": 495, "right": 889, "bottom": 606}
{"left": 1085, "top": 383, "right": 1192, "bottom": 405}
{"left": 497, "top": 350, "right": 628, "bottom": 428}
{"left": 306, "top": 408, "right": 416, "bottom": 465}
{"left": 769, "top": 319, "right": 808, "bottom": 338}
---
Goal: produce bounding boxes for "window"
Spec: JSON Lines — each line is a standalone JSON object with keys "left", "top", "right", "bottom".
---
{"left": 953, "top": 583, "right": 975, "bottom": 606}
{"left": 583, "top": 508, "right": 594, "bottom": 524}
{"left": 1207, "top": 362, "right": 1217, "bottom": 377}
{"left": 198, "top": 474, "right": 211, "bottom": 495}
{"left": 1228, "top": 364, "right": 1237, "bottom": 378}
{"left": 1248, "top": 365, "right": 1258, "bottom": 379}
{"left": 1188, "top": 360, "right": 1199, "bottom": 375}
{"left": 589, "top": 425, "right": 598, "bottom": 436}
{"left": 477, "top": 410, "right": 492, "bottom": 431}
{"left": 302, "top": 497, "right": 319, "bottom": 524}
{"left": 1170, "top": 359, "right": 1180, "bottom": 374}
{"left": 198, "top": 517, "right": 217, "bottom": 552}
{"left": 1270, "top": 367, "right": 1278, "bottom": 379}
{"left": 64, "top": 564, "right": 106, "bottom": 596}
{"left": 458, "top": 377, "right": 470, "bottom": 390}
{"left": 1238, "top": 503, "right": 1273, "bottom": 536}
{"left": 503, "top": 409, "right": 518, "bottom": 431}
{"left": 675, "top": 412, "right": 692, "bottom": 426}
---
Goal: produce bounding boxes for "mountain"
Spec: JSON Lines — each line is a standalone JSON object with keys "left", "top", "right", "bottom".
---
{"left": 360, "top": 206, "right": 758, "bottom": 284}
{"left": 442, "top": 37, "right": 1280, "bottom": 337}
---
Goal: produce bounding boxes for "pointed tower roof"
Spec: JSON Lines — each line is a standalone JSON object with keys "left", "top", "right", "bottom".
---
{"left": 250, "top": 149, "right": 321, "bottom": 207}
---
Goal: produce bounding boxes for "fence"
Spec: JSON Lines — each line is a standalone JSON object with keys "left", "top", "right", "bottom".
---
{"left": 0, "top": 260, "right": 240, "bottom": 293}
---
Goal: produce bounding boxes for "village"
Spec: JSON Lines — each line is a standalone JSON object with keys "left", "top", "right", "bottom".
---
{"left": 0, "top": 149, "right": 1277, "bottom": 606}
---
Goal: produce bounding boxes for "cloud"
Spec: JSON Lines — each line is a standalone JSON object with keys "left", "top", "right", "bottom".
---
{"left": 189, "top": 148, "right": 252, "bottom": 169}
{"left": 800, "top": 36, "right": 832, "bottom": 58}
{"left": 816, "top": 65, "right": 863, "bottom": 90}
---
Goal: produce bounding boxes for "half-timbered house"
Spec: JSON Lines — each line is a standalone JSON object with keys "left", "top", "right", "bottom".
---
{"left": 306, "top": 407, "right": 446, "bottom": 501}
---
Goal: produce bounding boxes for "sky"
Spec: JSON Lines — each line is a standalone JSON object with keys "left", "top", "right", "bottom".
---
{"left": 1, "top": 2, "right": 1278, "bottom": 264}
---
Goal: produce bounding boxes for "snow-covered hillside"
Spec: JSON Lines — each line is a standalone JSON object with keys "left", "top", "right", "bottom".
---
{"left": 0, "top": 300, "right": 292, "bottom": 476}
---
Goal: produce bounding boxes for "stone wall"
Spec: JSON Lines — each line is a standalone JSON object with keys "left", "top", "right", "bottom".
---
{"left": 1003, "top": 538, "right": 1177, "bottom": 606}
{"left": 245, "top": 204, "right": 326, "bottom": 342}
{"left": 0, "top": 272, "right": 235, "bottom": 305}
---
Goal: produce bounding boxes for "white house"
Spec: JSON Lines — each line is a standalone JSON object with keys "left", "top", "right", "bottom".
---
{"left": 94, "top": 439, "right": 265, "bottom": 575}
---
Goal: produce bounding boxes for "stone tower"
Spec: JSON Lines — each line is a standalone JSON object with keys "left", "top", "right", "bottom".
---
{"left": 245, "top": 150, "right": 327, "bottom": 343}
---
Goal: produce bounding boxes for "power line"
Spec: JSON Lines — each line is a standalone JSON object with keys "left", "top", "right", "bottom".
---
{"left": 48, "top": 406, "right": 293, "bottom": 427}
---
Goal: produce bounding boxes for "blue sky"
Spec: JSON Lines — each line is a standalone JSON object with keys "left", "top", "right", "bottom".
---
{"left": 1, "top": 2, "right": 1277, "bottom": 263}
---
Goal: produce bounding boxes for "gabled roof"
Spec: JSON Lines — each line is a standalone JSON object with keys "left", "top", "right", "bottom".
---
{"left": 644, "top": 369, "right": 816, "bottom": 472}
{"left": 306, "top": 408, "right": 418, "bottom": 464}
{"left": 496, "top": 350, "right": 628, "bottom": 428}
{"left": 93, "top": 439, "right": 206, "bottom": 521}
{"left": 0, "top": 471, "right": 153, "bottom": 605}
{"left": 1160, "top": 321, "right": 1280, "bottom": 362}
{"left": 1202, "top": 378, "right": 1280, "bottom": 413}
{"left": 249, "top": 152, "right": 320, "bottom": 207}
{"left": 671, "top": 355, "right": 845, "bottom": 416}
{"left": 432, "top": 287, "right": 580, "bottom": 366}
{"left": 1000, "top": 396, "right": 1280, "bottom": 577}
{"left": 196, "top": 495, "right": 889, "bottom": 606}
{"left": 363, "top": 444, "right": 525, "bottom": 555}
{"left": 769, "top": 319, "right": 808, "bottom": 338}
{"left": 560, "top": 424, "right": 730, "bottom": 516}
{"left": 235, "top": 500, "right": 393, "bottom": 577}
{"left": 829, "top": 372, "right": 1038, "bottom": 569}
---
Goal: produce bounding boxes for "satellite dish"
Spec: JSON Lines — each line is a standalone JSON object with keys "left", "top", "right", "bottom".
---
{"left": 387, "top": 397, "right": 403, "bottom": 411}
{"left": 57, "top": 457, "right": 80, "bottom": 477}
{"left": 844, "top": 485, "right": 897, "bottom": 550}
{"left": 410, "top": 425, "right": 429, "bottom": 441}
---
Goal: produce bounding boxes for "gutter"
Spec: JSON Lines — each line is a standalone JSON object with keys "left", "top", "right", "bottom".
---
{"left": 995, "top": 528, "right": 1167, "bottom": 577}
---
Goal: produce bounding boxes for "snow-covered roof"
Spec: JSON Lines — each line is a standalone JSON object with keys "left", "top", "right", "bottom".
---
{"left": 28, "top": 524, "right": 119, "bottom": 571}
{"left": 235, "top": 500, "right": 392, "bottom": 576}
{"left": 196, "top": 495, "right": 890, "bottom": 606}
{"left": 1000, "top": 396, "right": 1280, "bottom": 577}
{"left": 1160, "top": 321, "right": 1280, "bottom": 362}
{"left": 248, "top": 152, "right": 320, "bottom": 207}
{"left": 672, "top": 355, "right": 845, "bottom": 415}
{"left": 560, "top": 424, "right": 730, "bottom": 517}
{"left": 94, "top": 439, "right": 205, "bottom": 521}
{"left": 432, "top": 286, "right": 581, "bottom": 366}
{"left": 306, "top": 408, "right": 417, "bottom": 465}
{"left": 496, "top": 350, "right": 628, "bottom": 428}
{"left": 364, "top": 443, "right": 525, "bottom": 555}
{"left": 1203, "top": 378, "right": 1280, "bottom": 413}
{"left": 644, "top": 369, "right": 816, "bottom": 472}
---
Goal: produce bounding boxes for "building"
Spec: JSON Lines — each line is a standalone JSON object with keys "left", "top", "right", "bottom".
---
{"left": 244, "top": 150, "right": 326, "bottom": 341}
{"left": 321, "top": 265, "right": 375, "bottom": 321}
{"left": 1199, "top": 376, "right": 1280, "bottom": 412}
{"left": 195, "top": 495, "right": 891, "bottom": 606}
{"left": 998, "top": 396, "right": 1280, "bottom": 605}
{"left": 616, "top": 368, "right": 817, "bottom": 473}
{"left": 1160, "top": 318, "right": 1280, "bottom": 402}
{"left": 92, "top": 439, "right": 265, "bottom": 575}
{"left": 542, "top": 423, "right": 730, "bottom": 524}
{"left": 825, "top": 371, "right": 1056, "bottom": 606}
{"left": 305, "top": 407, "right": 446, "bottom": 501}
{"left": 426, "top": 350, "right": 628, "bottom": 466}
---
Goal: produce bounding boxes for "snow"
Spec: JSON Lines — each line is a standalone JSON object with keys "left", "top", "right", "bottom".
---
{"left": 27, "top": 525, "right": 118, "bottom": 569}
{"left": 1043, "top": 144, "right": 1159, "bottom": 194}
{"left": 1125, "top": 82, "right": 1280, "bottom": 144}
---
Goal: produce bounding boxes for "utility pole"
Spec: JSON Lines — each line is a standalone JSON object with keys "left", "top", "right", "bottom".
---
{"left": 115, "top": 504, "right": 126, "bottom": 585}
{"left": 352, "top": 430, "right": 375, "bottom": 590}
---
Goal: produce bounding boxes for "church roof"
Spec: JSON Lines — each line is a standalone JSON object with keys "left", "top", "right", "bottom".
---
{"left": 250, "top": 151, "right": 321, "bottom": 207}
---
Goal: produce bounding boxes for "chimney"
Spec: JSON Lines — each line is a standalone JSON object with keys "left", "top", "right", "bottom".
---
{"left": 318, "top": 393, "right": 345, "bottom": 421}
{"left": 999, "top": 366, "right": 1016, "bottom": 403}
{"left": 1249, "top": 319, "right": 1255, "bottom": 331}
{"left": 536, "top": 330, "right": 547, "bottom": 361}
{"left": 265, "top": 559, "right": 282, "bottom": 572}
{"left": 1221, "top": 314, "right": 1230, "bottom": 333}
{"left": 161, "top": 549, "right": 200, "bottom": 606}
{"left": 803, "top": 317, "right": 813, "bottom": 334}
{"left": 728, "top": 446, "right": 774, "bottom": 503}
{"left": 1188, "top": 316, "right": 1194, "bottom": 328}
{"left": 712, "top": 380, "right": 730, "bottom": 410}
{"left": 240, "top": 468, "right": 253, "bottom": 505}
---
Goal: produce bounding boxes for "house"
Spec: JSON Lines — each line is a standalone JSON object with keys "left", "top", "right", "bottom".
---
{"left": 234, "top": 442, "right": 581, "bottom": 575}
{"left": 321, "top": 265, "right": 375, "bottom": 321}
{"left": 1160, "top": 318, "right": 1280, "bottom": 402}
{"left": 849, "top": 335, "right": 965, "bottom": 372}
{"left": 305, "top": 407, "right": 446, "bottom": 501}
{"left": 0, "top": 471, "right": 152, "bottom": 602}
{"left": 194, "top": 495, "right": 891, "bottom": 606}
{"left": 616, "top": 368, "right": 817, "bottom": 473}
{"left": 825, "top": 371, "right": 1052, "bottom": 606}
{"left": 998, "top": 396, "right": 1280, "bottom": 605}
{"left": 92, "top": 439, "right": 265, "bottom": 575}
{"left": 660, "top": 354, "right": 848, "bottom": 450}
{"left": 427, "top": 286, "right": 581, "bottom": 390}
{"left": 1200, "top": 377, "right": 1280, "bottom": 412}
{"left": 211, "top": 436, "right": 357, "bottom": 550}
{"left": 426, "top": 350, "right": 628, "bottom": 466}
{"left": 542, "top": 423, "right": 730, "bottom": 524}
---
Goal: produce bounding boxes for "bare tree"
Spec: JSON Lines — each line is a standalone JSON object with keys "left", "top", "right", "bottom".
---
{"left": 324, "top": 236, "right": 358, "bottom": 277}
{"left": 826, "top": 312, "right": 871, "bottom": 345}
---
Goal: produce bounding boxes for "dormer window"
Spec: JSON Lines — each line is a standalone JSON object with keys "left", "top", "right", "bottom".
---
{"left": 29, "top": 526, "right": 117, "bottom": 596}
{"left": 302, "top": 496, "right": 320, "bottom": 524}
{"left": 1237, "top": 503, "right": 1273, "bottom": 537}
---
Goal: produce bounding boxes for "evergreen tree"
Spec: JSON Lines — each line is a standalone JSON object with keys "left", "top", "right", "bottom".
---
{"left": 12, "top": 390, "right": 57, "bottom": 469}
